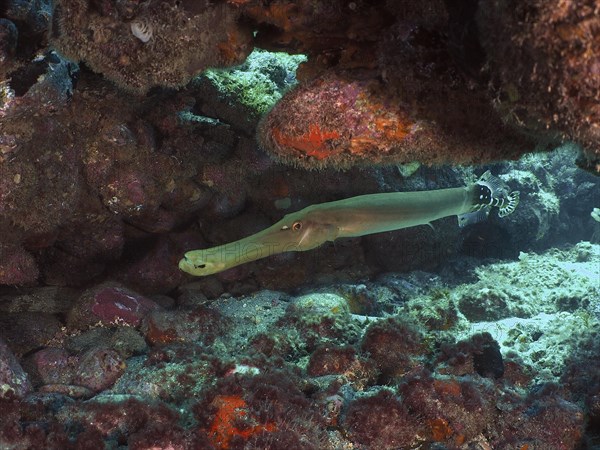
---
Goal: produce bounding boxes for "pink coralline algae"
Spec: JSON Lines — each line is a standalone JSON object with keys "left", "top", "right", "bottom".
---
{"left": 73, "top": 348, "right": 125, "bottom": 392}
{"left": 88, "top": 288, "right": 159, "bottom": 326}
{"left": 25, "top": 347, "right": 73, "bottom": 387}
{"left": 67, "top": 284, "right": 162, "bottom": 329}
{"left": 0, "top": 245, "right": 39, "bottom": 285}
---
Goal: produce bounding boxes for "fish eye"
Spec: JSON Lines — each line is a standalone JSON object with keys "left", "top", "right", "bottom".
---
{"left": 292, "top": 221, "right": 302, "bottom": 231}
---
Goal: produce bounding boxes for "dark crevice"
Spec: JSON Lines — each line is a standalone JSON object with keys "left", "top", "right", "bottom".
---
{"left": 444, "top": 0, "right": 487, "bottom": 80}
{"left": 6, "top": 57, "right": 48, "bottom": 96}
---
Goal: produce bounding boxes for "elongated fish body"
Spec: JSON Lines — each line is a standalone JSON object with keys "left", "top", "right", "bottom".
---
{"left": 179, "top": 172, "right": 519, "bottom": 276}
{"left": 309, "top": 187, "right": 473, "bottom": 238}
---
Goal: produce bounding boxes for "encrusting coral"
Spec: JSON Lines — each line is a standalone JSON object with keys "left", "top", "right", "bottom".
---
{"left": 477, "top": 0, "right": 600, "bottom": 172}
{"left": 258, "top": 72, "right": 533, "bottom": 169}
{"left": 51, "top": 0, "right": 253, "bottom": 93}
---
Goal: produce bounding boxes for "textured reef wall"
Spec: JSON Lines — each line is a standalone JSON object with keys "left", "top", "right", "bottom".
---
{"left": 1, "top": 53, "right": 206, "bottom": 287}
{"left": 50, "top": 0, "right": 253, "bottom": 93}
{"left": 0, "top": 244, "right": 597, "bottom": 448}
{"left": 4, "top": 0, "right": 598, "bottom": 169}
{"left": 477, "top": 0, "right": 600, "bottom": 172}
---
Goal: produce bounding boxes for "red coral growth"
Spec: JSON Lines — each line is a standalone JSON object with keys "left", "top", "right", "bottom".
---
{"left": 253, "top": 1, "right": 542, "bottom": 169}
{"left": 260, "top": 75, "right": 421, "bottom": 169}
{"left": 344, "top": 390, "right": 425, "bottom": 449}
{"left": 261, "top": 61, "right": 534, "bottom": 167}
{"left": 245, "top": 3, "right": 298, "bottom": 33}
{"left": 307, "top": 345, "right": 356, "bottom": 377}
{"left": 400, "top": 373, "right": 496, "bottom": 445}
{"left": 271, "top": 124, "right": 342, "bottom": 161}
{"left": 361, "top": 317, "right": 426, "bottom": 380}
{"left": 206, "top": 395, "right": 276, "bottom": 449}
{"left": 428, "top": 417, "right": 454, "bottom": 442}
{"left": 195, "top": 370, "right": 327, "bottom": 448}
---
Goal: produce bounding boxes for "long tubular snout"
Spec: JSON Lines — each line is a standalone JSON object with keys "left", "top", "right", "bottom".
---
{"left": 178, "top": 220, "right": 304, "bottom": 276}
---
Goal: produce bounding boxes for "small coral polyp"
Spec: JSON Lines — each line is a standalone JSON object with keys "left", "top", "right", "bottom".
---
{"left": 51, "top": 0, "right": 253, "bottom": 93}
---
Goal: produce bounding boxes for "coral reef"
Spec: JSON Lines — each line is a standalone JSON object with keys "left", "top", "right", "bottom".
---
{"left": 1, "top": 43, "right": 327, "bottom": 288}
{"left": 2, "top": 0, "right": 599, "bottom": 288}
{"left": 1, "top": 0, "right": 600, "bottom": 447}
{"left": 0, "top": 0, "right": 51, "bottom": 79}
{"left": 361, "top": 317, "right": 426, "bottom": 380}
{"left": 258, "top": 55, "right": 533, "bottom": 170}
{"left": 195, "top": 49, "right": 306, "bottom": 133}
{"left": 344, "top": 390, "right": 424, "bottom": 449}
{"left": 251, "top": 0, "right": 598, "bottom": 169}
{"left": 0, "top": 61, "right": 207, "bottom": 285}
{"left": 3, "top": 0, "right": 599, "bottom": 168}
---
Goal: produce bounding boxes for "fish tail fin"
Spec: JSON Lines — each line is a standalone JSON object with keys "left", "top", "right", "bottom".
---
{"left": 497, "top": 190, "right": 520, "bottom": 217}
{"left": 468, "top": 170, "right": 520, "bottom": 218}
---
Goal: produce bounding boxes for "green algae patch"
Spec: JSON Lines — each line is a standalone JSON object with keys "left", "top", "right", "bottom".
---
{"left": 202, "top": 49, "right": 306, "bottom": 119}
